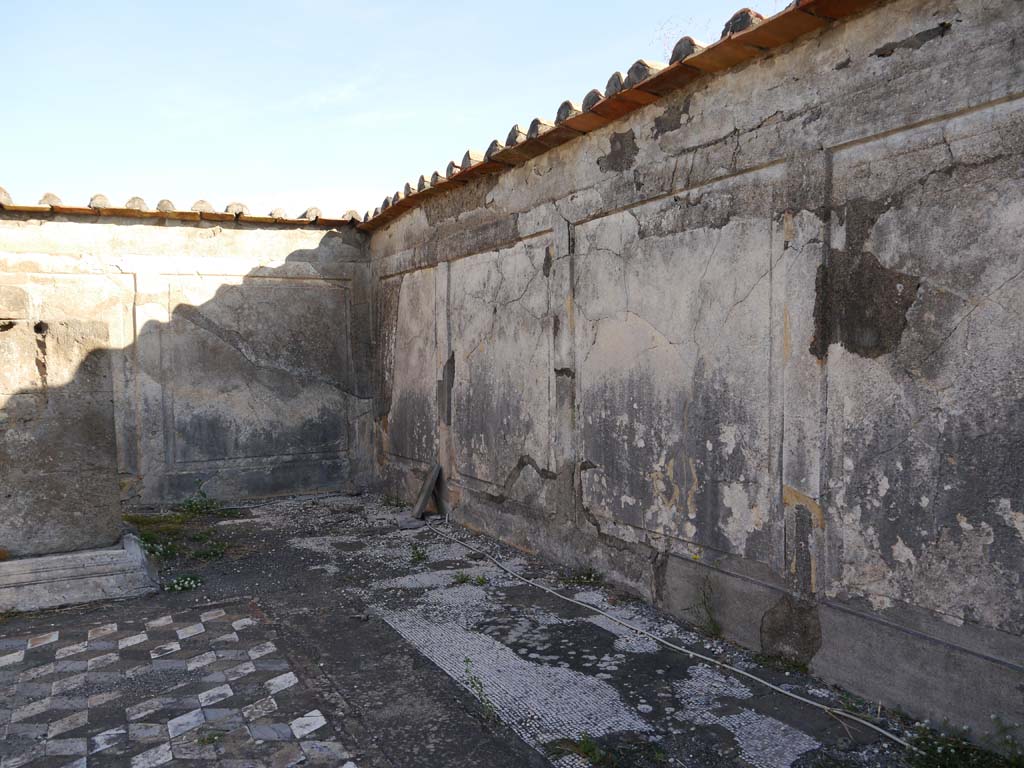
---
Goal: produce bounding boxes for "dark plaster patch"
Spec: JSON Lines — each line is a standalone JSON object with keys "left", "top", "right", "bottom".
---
{"left": 810, "top": 251, "right": 920, "bottom": 360}
{"left": 597, "top": 130, "right": 640, "bottom": 173}
{"left": 437, "top": 352, "right": 454, "bottom": 426}
{"left": 834, "top": 57, "right": 851, "bottom": 70}
{"left": 653, "top": 97, "right": 691, "bottom": 138}
{"left": 33, "top": 321, "right": 48, "bottom": 389}
{"left": 375, "top": 276, "right": 403, "bottom": 419}
{"left": 0, "top": 321, "right": 15, "bottom": 332}
{"left": 760, "top": 594, "right": 822, "bottom": 664}
{"left": 871, "top": 21, "right": 952, "bottom": 58}
{"left": 542, "top": 246, "right": 553, "bottom": 278}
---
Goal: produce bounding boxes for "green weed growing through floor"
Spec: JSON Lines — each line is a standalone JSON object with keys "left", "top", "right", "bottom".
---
{"left": 192, "top": 541, "right": 227, "bottom": 561}
{"left": 752, "top": 652, "right": 809, "bottom": 675}
{"left": 176, "top": 486, "right": 222, "bottom": 516}
{"left": 410, "top": 543, "right": 427, "bottom": 564}
{"left": 546, "top": 734, "right": 668, "bottom": 767}
{"left": 906, "top": 720, "right": 1024, "bottom": 768}
{"left": 683, "top": 575, "right": 722, "bottom": 638}
{"left": 164, "top": 574, "right": 203, "bottom": 592}
{"left": 452, "top": 571, "right": 472, "bottom": 585}
{"left": 561, "top": 566, "right": 605, "bottom": 587}
{"left": 463, "top": 657, "right": 496, "bottom": 722}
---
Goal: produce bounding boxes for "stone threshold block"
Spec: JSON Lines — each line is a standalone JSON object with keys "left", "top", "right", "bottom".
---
{"left": 0, "top": 534, "right": 159, "bottom": 612}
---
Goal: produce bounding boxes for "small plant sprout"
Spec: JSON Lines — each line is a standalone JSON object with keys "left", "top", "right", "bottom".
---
{"left": 410, "top": 543, "right": 427, "bottom": 564}
{"left": 463, "top": 657, "right": 496, "bottom": 722}
{"left": 165, "top": 575, "right": 203, "bottom": 592}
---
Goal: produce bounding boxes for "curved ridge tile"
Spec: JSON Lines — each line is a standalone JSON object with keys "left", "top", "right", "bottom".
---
{"left": 0, "top": 186, "right": 11, "bottom": 207}
{"left": 527, "top": 118, "right": 554, "bottom": 140}
{"left": 722, "top": 8, "right": 764, "bottom": 37}
{"left": 89, "top": 194, "right": 111, "bottom": 209}
{"left": 225, "top": 202, "right": 249, "bottom": 215}
{"left": 604, "top": 71, "right": 625, "bottom": 98}
{"left": 39, "top": 192, "right": 62, "bottom": 207}
{"left": 301, "top": 207, "right": 321, "bottom": 220}
{"left": 191, "top": 200, "right": 214, "bottom": 213}
{"left": 556, "top": 100, "right": 582, "bottom": 125}
{"left": 505, "top": 124, "right": 528, "bottom": 147}
{"left": 670, "top": 36, "right": 706, "bottom": 64}
{"left": 624, "top": 59, "right": 666, "bottom": 89}
{"left": 461, "top": 149, "right": 484, "bottom": 170}
{"left": 484, "top": 140, "right": 506, "bottom": 161}
{"left": 156, "top": 199, "right": 177, "bottom": 212}
{"left": 582, "top": 89, "right": 604, "bottom": 112}
{"left": 125, "top": 196, "right": 148, "bottom": 211}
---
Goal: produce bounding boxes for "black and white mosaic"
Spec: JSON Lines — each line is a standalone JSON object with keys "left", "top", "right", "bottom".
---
{"left": 0, "top": 605, "right": 355, "bottom": 768}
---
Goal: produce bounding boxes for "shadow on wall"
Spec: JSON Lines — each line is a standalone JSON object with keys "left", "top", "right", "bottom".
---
{"left": 0, "top": 227, "right": 370, "bottom": 558}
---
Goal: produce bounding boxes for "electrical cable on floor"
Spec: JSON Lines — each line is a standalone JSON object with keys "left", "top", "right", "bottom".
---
{"left": 425, "top": 521, "right": 917, "bottom": 753}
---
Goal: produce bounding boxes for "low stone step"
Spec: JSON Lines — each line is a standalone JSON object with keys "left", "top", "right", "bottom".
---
{"left": 0, "top": 535, "right": 159, "bottom": 612}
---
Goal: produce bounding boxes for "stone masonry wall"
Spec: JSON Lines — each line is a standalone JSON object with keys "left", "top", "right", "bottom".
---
{"left": 368, "top": 0, "right": 1024, "bottom": 736}
{"left": 0, "top": 214, "right": 371, "bottom": 557}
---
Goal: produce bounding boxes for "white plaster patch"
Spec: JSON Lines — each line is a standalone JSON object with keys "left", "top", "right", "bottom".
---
{"left": 891, "top": 537, "right": 916, "bottom": 565}
{"left": 674, "top": 665, "right": 819, "bottom": 768}
{"left": 996, "top": 498, "right": 1024, "bottom": 541}
{"left": 719, "top": 425, "right": 738, "bottom": 456}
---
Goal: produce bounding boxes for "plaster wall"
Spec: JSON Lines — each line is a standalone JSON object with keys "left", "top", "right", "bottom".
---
{"left": 0, "top": 215, "right": 372, "bottom": 557}
{"left": 369, "top": 0, "right": 1024, "bottom": 735}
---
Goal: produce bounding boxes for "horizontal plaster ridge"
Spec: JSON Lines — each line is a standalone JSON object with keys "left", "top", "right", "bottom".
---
{"left": 356, "top": 0, "right": 881, "bottom": 232}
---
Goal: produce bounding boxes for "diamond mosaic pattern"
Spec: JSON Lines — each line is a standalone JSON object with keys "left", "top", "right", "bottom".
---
{"left": 0, "top": 606, "right": 356, "bottom": 768}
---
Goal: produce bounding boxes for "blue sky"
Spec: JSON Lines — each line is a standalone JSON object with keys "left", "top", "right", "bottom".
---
{"left": 2, "top": 1, "right": 789, "bottom": 218}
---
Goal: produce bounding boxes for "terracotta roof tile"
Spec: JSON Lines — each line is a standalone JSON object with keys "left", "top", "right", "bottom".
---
{"left": 358, "top": 0, "right": 885, "bottom": 231}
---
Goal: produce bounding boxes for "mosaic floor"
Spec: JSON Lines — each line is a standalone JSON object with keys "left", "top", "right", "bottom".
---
{"left": 0, "top": 604, "right": 355, "bottom": 768}
{"left": 0, "top": 494, "right": 917, "bottom": 767}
